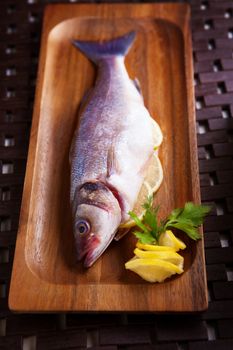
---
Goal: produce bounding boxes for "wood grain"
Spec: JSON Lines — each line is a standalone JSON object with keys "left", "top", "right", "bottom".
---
{"left": 9, "top": 3, "right": 208, "bottom": 312}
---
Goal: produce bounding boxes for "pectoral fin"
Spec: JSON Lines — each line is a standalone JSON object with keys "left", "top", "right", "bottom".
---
{"left": 79, "top": 88, "right": 93, "bottom": 114}
{"left": 107, "top": 146, "right": 121, "bottom": 177}
{"left": 114, "top": 228, "right": 130, "bottom": 241}
{"left": 132, "top": 78, "right": 142, "bottom": 96}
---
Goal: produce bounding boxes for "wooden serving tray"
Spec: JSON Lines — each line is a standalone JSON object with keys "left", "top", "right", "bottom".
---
{"left": 9, "top": 3, "right": 208, "bottom": 312}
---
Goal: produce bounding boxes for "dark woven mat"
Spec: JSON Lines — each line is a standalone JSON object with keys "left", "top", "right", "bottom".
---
{"left": 0, "top": 0, "right": 233, "bottom": 349}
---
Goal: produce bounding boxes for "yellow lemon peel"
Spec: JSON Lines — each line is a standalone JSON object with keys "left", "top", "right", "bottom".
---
{"left": 125, "top": 230, "right": 186, "bottom": 283}
{"left": 125, "top": 258, "right": 183, "bottom": 283}
{"left": 134, "top": 248, "right": 184, "bottom": 269}
{"left": 136, "top": 241, "right": 176, "bottom": 251}
{"left": 159, "top": 230, "right": 186, "bottom": 251}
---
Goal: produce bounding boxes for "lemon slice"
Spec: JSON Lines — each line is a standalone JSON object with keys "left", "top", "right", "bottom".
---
{"left": 119, "top": 154, "right": 163, "bottom": 229}
{"left": 136, "top": 242, "right": 176, "bottom": 252}
{"left": 152, "top": 119, "right": 163, "bottom": 148}
{"left": 125, "top": 258, "right": 183, "bottom": 283}
{"left": 134, "top": 248, "right": 184, "bottom": 269}
{"left": 158, "top": 230, "right": 186, "bottom": 251}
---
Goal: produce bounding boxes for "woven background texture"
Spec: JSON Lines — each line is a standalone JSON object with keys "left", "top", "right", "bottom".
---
{"left": 0, "top": 0, "right": 233, "bottom": 349}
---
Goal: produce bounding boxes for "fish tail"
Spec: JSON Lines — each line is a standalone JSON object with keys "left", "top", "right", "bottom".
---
{"left": 72, "top": 31, "right": 136, "bottom": 63}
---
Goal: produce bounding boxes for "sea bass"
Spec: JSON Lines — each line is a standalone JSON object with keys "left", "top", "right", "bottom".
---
{"left": 70, "top": 32, "right": 162, "bottom": 267}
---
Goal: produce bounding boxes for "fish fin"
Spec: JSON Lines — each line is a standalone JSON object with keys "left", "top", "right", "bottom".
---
{"left": 107, "top": 146, "right": 121, "bottom": 177}
{"left": 79, "top": 88, "right": 93, "bottom": 113}
{"left": 72, "top": 31, "right": 136, "bottom": 63}
{"left": 69, "top": 133, "right": 76, "bottom": 164}
{"left": 114, "top": 228, "right": 130, "bottom": 241}
{"left": 132, "top": 78, "right": 142, "bottom": 95}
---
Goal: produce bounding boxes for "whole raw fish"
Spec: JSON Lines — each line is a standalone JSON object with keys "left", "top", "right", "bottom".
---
{"left": 70, "top": 32, "right": 162, "bottom": 267}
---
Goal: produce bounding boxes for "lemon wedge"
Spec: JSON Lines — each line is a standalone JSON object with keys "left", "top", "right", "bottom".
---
{"left": 136, "top": 241, "right": 176, "bottom": 252}
{"left": 125, "top": 258, "right": 183, "bottom": 283}
{"left": 134, "top": 248, "right": 184, "bottom": 269}
{"left": 158, "top": 230, "right": 186, "bottom": 251}
{"left": 119, "top": 154, "right": 163, "bottom": 229}
{"left": 152, "top": 118, "right": 163, "bottom": 149}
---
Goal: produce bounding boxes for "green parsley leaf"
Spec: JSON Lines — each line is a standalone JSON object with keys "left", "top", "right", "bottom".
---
{"left": 128, "top": 211, "right": 150, "bottom": 235}
{"left": 165, "top": 202, "right": 211, "bottom": 240}
{"left": 133, "top": 231, "right": 156, "bottom": 244}
{"left": 128, "top": 197, "right": 211, "bottom": 244}
{"left": 180, "top": 202, "right": 211, "bottom": 226}
{"left": 143, "top": 206, "right": 159, "bottom": 239}
{"left": 167, "top": 207, "right": 183, "bottom": 221}
{"left": 142, "top": 195, "right": 153, "bottom": 210}
{"left": 166, "top": 222, "right": 201, "bottom": 240}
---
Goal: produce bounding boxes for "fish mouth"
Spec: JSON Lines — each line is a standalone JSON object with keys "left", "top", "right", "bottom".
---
{"left": 76, "top": 234, "right": 115, "bottom": 268}
{"left": 84, "top": 239, "right": 112, "bottom": 268}
{"left": 84, "top": 249, "right": 99, "bottom": 268}
{"left": 76, "top": 234, "right": 99, "bottom": 263}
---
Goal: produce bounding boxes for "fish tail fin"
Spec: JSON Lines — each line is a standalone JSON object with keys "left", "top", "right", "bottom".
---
{"left": 72, "top": 31, "right": 136, "bottom": 63}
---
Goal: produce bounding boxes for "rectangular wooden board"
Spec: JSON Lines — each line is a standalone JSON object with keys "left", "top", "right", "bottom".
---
{"left": 9, "top": 3, "right": 208, "bottom": 312}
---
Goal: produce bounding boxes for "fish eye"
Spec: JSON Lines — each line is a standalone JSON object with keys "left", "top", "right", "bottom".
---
{"left": 76, "top": 220, "right": 91, "bottom": 234}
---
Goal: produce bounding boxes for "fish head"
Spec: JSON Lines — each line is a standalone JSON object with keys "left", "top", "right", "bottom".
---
{"left": 73, "top": 182, "right": 121, "bottom": 267}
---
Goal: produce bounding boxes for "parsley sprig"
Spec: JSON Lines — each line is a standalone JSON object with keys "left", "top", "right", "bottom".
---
{"left": 128, "top": 196, "right": 211, "bottom": 244}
